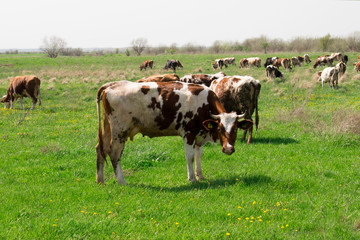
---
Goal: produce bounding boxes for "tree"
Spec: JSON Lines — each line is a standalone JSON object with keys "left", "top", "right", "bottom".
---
{"left": 262, "top": 42, "right": 269, "bottom": 54}
{"left": 319, "top": 34, "right": 332, "bottom": 51}
{"left": 131, "top": 38, "right": 148, "bottom": 56}
{"left": 40, "top": 36, "right": 67, "bottom": 58}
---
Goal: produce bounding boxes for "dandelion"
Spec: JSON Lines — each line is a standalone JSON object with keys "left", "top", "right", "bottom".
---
{"left": 259, "top": 219, "right": 263, "bottom": 222}
{"left": 115, "top": 202, "right": 119, "bottom": 205}
{"left": 108, "top": 211, "right": 112, "bottom": 214}
{"left": 227, "top": 213, "right": 231, "bottom": 216}
{"left": 237, "top": 218, "right": 241, "bottom": 220}
{"left": 286, "top": 224, "right": 289, "bottom": 227}
{"left": 245, "top": 217, "right": 249, "bottom": 220}
{"left": 93, "top": 212, "right": 97, "bottom": 215}
{"left": 150, "top": 218, "right": 153, "bottom": 220}
{"left": 175, "top": 222, "right": 179, "bottom": 225}
{"left": 55, "top": 219, "right": 59, "bottom": 221}
{"left": 53, "top": 224, "right": 56, "bottom": 227}
{"left": 253, "top": 201, "right": 256, "bottom": 205}
{"left": 226, "top": 233, "right": 230, "bottom": 236}
{"left": 281, "top": 226, "right": 284, "bottom": 229}
{"left": 138, "top": 209, "right": 142, "bottom": 212}
{"left": 238, "top": 206, "right": 241, "bottom": 209}
{"left": 284, "top": 209, "right": 287, "bottom": 211}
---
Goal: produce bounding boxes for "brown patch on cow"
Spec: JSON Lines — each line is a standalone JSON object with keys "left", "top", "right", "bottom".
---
{"left": 102, "top": 92, "right": 114, "bottom": 115}
{"left": 184, "top": 111, "right": 194, "bottom": 119}
{"left": 141, "top": 85, "right": 150, "bottom": 95}
{"left": 231, "top": 77, "right": 241, "bottom": 83}
{"left": 148, "top": 97, "right": 160, "bottom": 110}
{"left": 188, "top": 84, "right": 204, "bottom": 96}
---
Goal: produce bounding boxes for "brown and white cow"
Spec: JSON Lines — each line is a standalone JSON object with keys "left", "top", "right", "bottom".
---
{"left": 304, "top": 54, "right": 311, "bottom": 64}
{"left": 139, "top": 60, "right": 153, "bottom": 71}
{"left": 1, "top": 75, "right": 41, "bottom": 110}
{"left": 335, "top": 61, "right": 346, "bottom": 77}
{"left": 354, "top": 61, "right": 360, "bottom": 72}
{"left": 331, "top": 53, "right": 342, "bottom": 62}
{"left": 318, "top": 67, "right": 339, "bottom": 88}
{"left": 266, "top": 65, "right": 284, "bottom": 81}
{"left": 180, "top": 72, "right": 226, "bottom": 87}
{"left": 291, "top": 57, "right": 301, "bottom": 67}
{"left": 95, "top": 81, "right": 253, "bottom": 185}
{"left": 210, "top": 76, "right": 261, "bottom": 144}
{"left": 136, "top": 74, "right": 180, "bottom": 83}
{"left": 223, "top": 57, "right": 236, "bottom": 66}
{"left": 273, "top": 58, "right": 292, "bottom": 71}
{"left": 313, "top": 55, "right": 334, "bottom": 68}
{"left": 239, "top": 58, "right": 249, "bottom": 68}
{"left": 247, "top": 57, "right": 261, "bottom": 68}
{"left": 212, "top": 59, "right": 227, "bottom": 70}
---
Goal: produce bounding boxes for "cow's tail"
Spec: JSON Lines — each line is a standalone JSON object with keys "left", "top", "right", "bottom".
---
{"left": 96, "top": 85, "right": 107, "bottom": 159}
{"left": 254, "top": 82, "right": 261, "bottom": 131}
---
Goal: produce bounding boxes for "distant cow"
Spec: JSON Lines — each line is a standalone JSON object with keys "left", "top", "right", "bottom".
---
{"left": 136, "top": 74, "right": 180, "bottom": 83}
{"left": 210, "top": 76, "right": 261, "bottom": 144}
{"left": 335, "top": 62, "right": 346, "bottom": 77}
{"left": 239, "top": 58, "right": 249, "bottom": 68}
{"left": 313, "top": 56, "right": 334, "bottom": 68}
{"left": 354, "top": 61, "right": 360, "bottom": 72}
{"left": 318, "top": 67, "right": 339, "bottom": 88}
{"left": 164, "top": 60, "right": 183, "bottom": 72}
{"left": 180, "top": 72, "right": 226, "bottom": 87}
{"left": 331, "top": 52, "right": 342, "bottom": 62}
{"left": 291, "top": 57, "right": 301, "bottom": 67}
{"left": 1, "top": 75, "right": 41, "bottom": 110}
{"left": 223, "top": 57, "right": 236, "bottom": 66}
{"left": 95, "top": 81, "right": 252, "bottom": 184}
{"left": 140, "top": 60, "right": 153, "bottom": 71}
{"left": 273, "top": 58, "right": 292, "bottom": 71}
{"left": 304, "top": 54, "right": 311, "bottom": 64}
{"left": 266, "top": 65, "right": 284, "bottom": 81}
{"left": 212, "top": 59, "right": 227, "bottom": 70}
{"left": 247, "top": 57, "right": 261, "bottom": 68}
{"left": 341, "top": 55, "right": 348, "bottom": 64}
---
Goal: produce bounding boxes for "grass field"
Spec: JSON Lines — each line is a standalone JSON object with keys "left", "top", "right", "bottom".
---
{"left": 1, "top": 53, "right": 360, "bottom": 239}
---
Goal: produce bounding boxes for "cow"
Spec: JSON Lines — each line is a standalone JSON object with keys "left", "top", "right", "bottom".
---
{"left": 1, "top": 75, "right": 41, "bottom": 110}
{"left": 212, "top": 59, "right": 227, "bottom": 70}
{"left": 164, "top": 60, "right": 183, "bottom": 72}
{"left": 335, "top": 62, "right": 346, "bottom": 77}
{"left": 95, "top": 81, "right": 253, "bottom": 185}
{"left": 136, "top": 74, "right": 180, "bottom": 83}
{"left": 180, "top": 72, "right": 226, "bottom": 87}
{"left": 239, "top": 58, "right": 249, "bottom": 68}
{"left": 223, "top": 57, "right": 236, "bottom": 66}
{"left": 139, "top": 60, "right": 153, "bottom": 71}
{"left": 273, "top": 58, "right": 292, "bottom": 71}
{"left": 297, "top": 56, "right": 304, "bottom": 65}
{"left": 331, "top": 52, "right": 342, "bottom": 62}
{"left": 264, "top": 57, "right": 278, "bottom": 68}
{"left": 247, "top": 57, "right": 261, "bottom": 68}
{"left": 318, "top": 67, "right": 339, "bottom": 88}
{"left": 313, "top": 56, "right": 334, "bottom": 68}
{"left": 210, "top": 76, "right": 261, "bottom": 144}
{"left": 354, "top": 61, "right": 360, "bottom": 72}
{"left": 304, "top": 54, "right": 311, "bottom": 64}
{"left": 291, "top": 57, "right": 301, "bottom": 67}
{"left": 266, "top": 65, "right": 284, "bottom": 81}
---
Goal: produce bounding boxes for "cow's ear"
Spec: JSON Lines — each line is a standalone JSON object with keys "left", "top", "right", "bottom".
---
{"left": 202, "top": 119, "right": 219, "bottom": 131}
{"left": 238, "top": 119, "right": 253, "bottom": 130}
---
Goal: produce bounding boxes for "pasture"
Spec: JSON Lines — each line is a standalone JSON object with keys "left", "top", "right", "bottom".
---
{"left": 1, "top": 53, "right": 360, "bottom": 239}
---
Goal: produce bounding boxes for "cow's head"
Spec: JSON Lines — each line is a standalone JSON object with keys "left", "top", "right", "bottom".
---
{"left": 202, "top": 112, "right": 253, "bottom": 155}
{"left": 1, "top": 95, "right": 10, "bottom": 108}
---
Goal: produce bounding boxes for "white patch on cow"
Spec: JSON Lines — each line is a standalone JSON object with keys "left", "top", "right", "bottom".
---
{"left": 219, "top": 112, "right": 238, "bottom": 135}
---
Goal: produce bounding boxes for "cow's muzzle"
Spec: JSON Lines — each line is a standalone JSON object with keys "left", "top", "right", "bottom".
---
{"left": 222, "top": 145, "right": 235, "bottom": 155}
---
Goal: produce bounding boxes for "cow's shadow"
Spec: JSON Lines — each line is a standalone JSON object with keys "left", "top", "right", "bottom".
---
{"left": 130, "top": 174, "right": 272, "bottom": 192}
{"left": 239, "top": 137, "right": 299, "bottom": 145}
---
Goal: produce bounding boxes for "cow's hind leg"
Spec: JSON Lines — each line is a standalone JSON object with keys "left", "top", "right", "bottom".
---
{"left": 95, "top": 143, "right": 106, "bottom": 184}
{"left": 184, "top": 143, "right": 197, "bottom": 182}
{"left": 109, "top": 141, "right": 126, "bottom": 185}
{"left": 195, "top": 146, "right": 205, "bottom": 180}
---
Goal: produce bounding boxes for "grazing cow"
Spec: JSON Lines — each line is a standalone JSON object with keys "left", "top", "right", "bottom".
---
{"left": 210, "top": 76, "right": 261, "bottom": 144}
{"left": 273, "top": 58, "right": 292, "bottom": 71}
{"left": 354, "top": 61, "right": 360, "bottom": 72}
{"left": 335, "top": 62, "right": 346, "bottom": 77}
{"left": 1, "top": 75, "right": 41, "bottom": 110}
{"left": 139, "top": 60, "right": 153, "bottom": 71}
{"left": 331, "top": 52, "right": 342, "bottom": 62}
{"left": 318, "top": 67, "right": 339, "bottom": 88}
{"left": 304, "top": 54, "right": 311, "bottom": 64}
{"left": 341, "top": 55, "right": 348, "bottom": 64}
{"left": 212, "top": 59, "right": 227, "bottom": 70}
{"left": 239, "top": 58, "right": 249, "bottom": 68}
{"left": 136, "top": 74, "right": 180, "bottom": 83}
{"left": 297, "top": 56, "right": 304, "bottom": 65}
{"left": 264, "top": 57, "right": 278, "bottom": 68}
{"left": 223, "top": 57, "right": 236, "bottom": 66}
{"left": 313, "top": 56, "right": 333, "bottom": 68}
{"left": 95, "top": 81, "right": 253, "bottom": 184}
{"left": 180, "top": 72, "right": 226, "bottom": 87}
{"left": 291, "top": 57, "right": 301, "bottom": 67}
{"left": 266, "top": 65, "right": 284, "bottom": 81}
{"left": 247, "top": 57, "right": 261, "bottom": 68}
{"left": 164, "top": 60, "right": 183, "bottom": 72}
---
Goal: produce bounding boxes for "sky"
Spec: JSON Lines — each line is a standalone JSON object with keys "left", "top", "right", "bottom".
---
{"left": 1, "top": 0, "right": 359, "bottom": 49}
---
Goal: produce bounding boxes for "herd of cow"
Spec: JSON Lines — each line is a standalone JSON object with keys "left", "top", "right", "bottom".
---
{"left": 1, "top": 52, "right": 360, "bottom": 185}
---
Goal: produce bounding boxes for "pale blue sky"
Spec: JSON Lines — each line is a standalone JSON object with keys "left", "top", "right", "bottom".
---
{"left": 1, "top": 0, "right": 359, "bottom": 49}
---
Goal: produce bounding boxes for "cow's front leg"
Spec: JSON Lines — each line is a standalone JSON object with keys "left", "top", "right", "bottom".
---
{"left": 195, "top": 145, "right": 205, "bottom": 180}
{"left": 184, "top": 143, "right": 197, "bottom": 182}
{"left": 19, "top": 98, "right": 24, "bottom": 110}
{"left": 109, "top": 141, "right": 126, "bottom": 185}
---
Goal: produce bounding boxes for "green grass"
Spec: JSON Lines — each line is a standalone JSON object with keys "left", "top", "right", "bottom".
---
{"left": 1, "top": 53, "right": 360, "bottom": 239}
